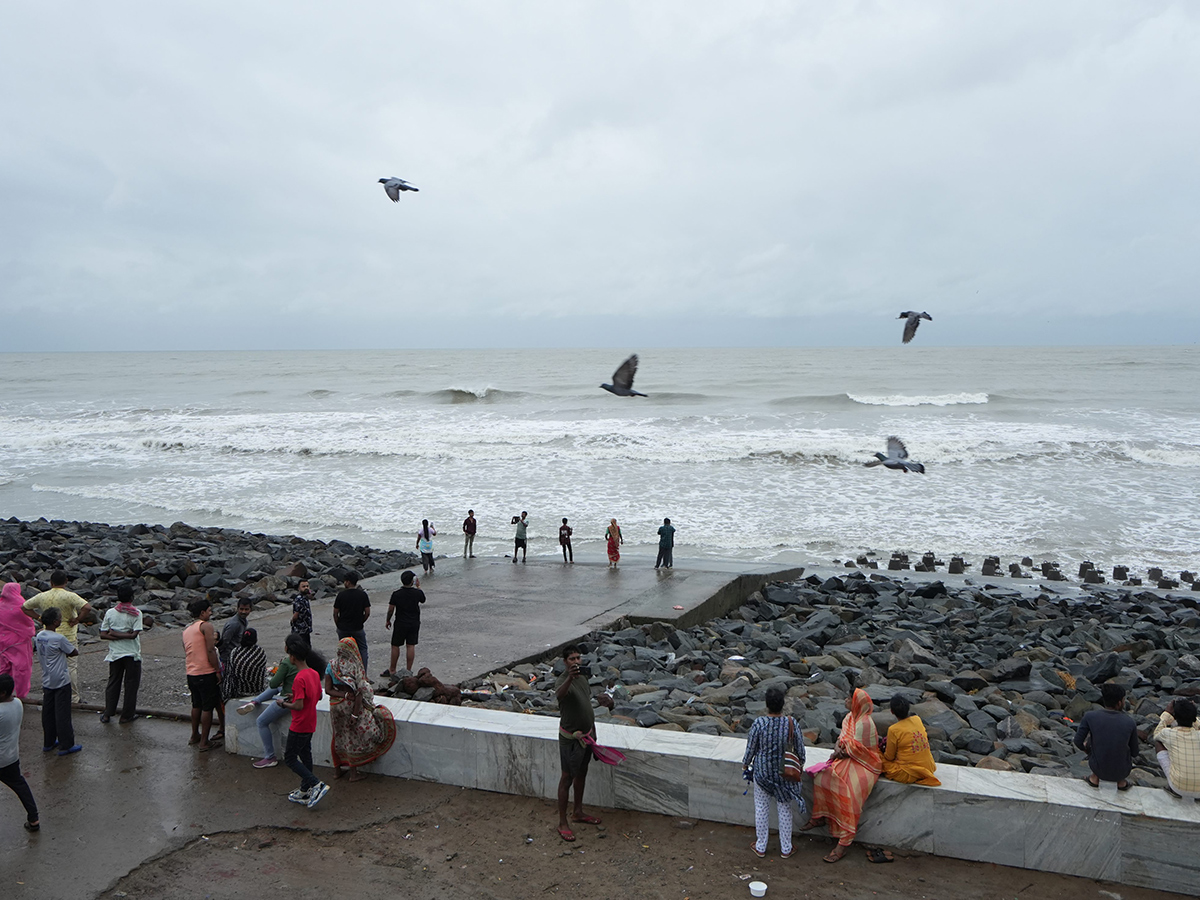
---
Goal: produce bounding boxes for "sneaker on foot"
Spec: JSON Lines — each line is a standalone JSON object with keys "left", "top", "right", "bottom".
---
{"left": 306, "top": 782, "right": 330, "bottom": 809}
{"left": 253, "top": 757, "right": 279, "bottom": 769}
{"left": 58, "top": 744, "right": 83, "bottom": 756}
{"left": 288, "top": 788, "right": 312, "bottom": 804}
{"left": 237, "top": 702, "right": 258, "bottom": 715}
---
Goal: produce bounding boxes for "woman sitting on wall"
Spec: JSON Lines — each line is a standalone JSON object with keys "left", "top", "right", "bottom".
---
{"left": 802, "top": 687, "right": 883, "bottom": 862}
{"left": 881, "top": 694, "right": 940, "bottom": 786}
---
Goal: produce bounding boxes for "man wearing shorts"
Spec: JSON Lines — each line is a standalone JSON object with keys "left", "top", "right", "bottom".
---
{"left": 512, "top": 511, "right": 529, "bottom": 564}
{"left": 384, "top": 570, "right": 426, "bottom": 678}
{"left": 555, "top": 644, "right": 605, "bottom": 842}
{"left": 182, "top": 599, "right": 222, "bottom": 751}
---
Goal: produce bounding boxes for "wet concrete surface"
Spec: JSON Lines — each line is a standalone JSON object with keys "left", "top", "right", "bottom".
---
{"left": 356, "top": 553, "right": 802, "bottom": 682}
{"left": 74, "top": 554, "right": 801, "bottom": 713}
{"left": 1, "top": 710, "right": 461, "bottom": 899}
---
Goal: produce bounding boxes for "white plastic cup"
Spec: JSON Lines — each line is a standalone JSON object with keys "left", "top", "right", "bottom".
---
{"left": 749, "top": 882, "right": 768, "bottom": 898}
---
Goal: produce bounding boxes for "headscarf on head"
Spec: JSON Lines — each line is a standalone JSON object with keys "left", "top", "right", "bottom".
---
{"left": 331, "top": 636, "right": 374, "bottom": 700}
{"left": 838, "top": 688, "right": 884, "bottom": 773}
{"left": 0, "top": 583, "right": 36, "bottom": 698}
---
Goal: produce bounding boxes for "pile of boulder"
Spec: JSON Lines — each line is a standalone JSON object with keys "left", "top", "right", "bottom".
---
{"left": 0, "top": 518, "right": 418, "bottom": 637}
{"left": 377, "top": 667, "right": 462, "bottom": 705}
{"left": 467, "top": 570, "right": 1200, "bottom": 786}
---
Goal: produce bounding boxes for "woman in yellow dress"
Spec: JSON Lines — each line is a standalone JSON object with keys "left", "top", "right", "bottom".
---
{"left": 882, "top": 694, "right": 940, "bottom": 786}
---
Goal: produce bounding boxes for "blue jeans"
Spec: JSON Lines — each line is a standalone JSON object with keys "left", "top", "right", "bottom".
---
{"left": 250, "top": 687, "right": 289, "bottom": 758}
{"left": 337, "top": 629, "right": 368, "bottom": 671}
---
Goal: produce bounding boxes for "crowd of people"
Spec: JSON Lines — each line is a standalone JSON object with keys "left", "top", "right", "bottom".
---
{"left": 2, "top": 557, "right": 1199, "bottom": 854}
{"left": 405, "top": 510, "right": 678, "bottom": 569}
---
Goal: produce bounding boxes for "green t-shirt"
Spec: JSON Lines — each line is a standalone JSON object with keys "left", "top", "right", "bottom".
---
{"left": 556, "top": 672, "right": 594, "bottom": 737}
{"left": 269, "top": 657, "right": 300, "bottom": 695}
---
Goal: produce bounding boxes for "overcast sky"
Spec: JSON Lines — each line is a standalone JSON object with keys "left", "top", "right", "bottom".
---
{"left": 2, "top": 2, "right": 1197, "bottom": 350}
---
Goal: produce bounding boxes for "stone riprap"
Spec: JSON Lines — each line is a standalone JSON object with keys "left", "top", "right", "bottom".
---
{"left": 840, "top": 550, "right": 1197, "bottom": 591}
{"left": 468, "top": 570, "right": 1200, "bottom": 787}
{"left": 0, "top": 517, "right": 418, "bottom": 638}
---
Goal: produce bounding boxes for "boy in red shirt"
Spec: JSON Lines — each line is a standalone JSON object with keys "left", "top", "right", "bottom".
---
{"left": 276, "top": 633, "right": 329, "bottom": 808}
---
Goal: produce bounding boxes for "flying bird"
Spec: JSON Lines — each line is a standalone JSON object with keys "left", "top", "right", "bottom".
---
{"left": 898, "top": 310, "right": 932, "bottom": 344}
{"left": 864, "top": 436, "right": 926, "bottom": 473}
{"left": 379, "top": 177, "right": 420, "bottom": 201}
{"left": 600, "top": 354, "right": 647, "bottom": 397}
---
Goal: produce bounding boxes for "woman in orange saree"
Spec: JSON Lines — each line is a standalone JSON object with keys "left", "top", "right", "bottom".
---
{"left": 802, "top": 688, "right": 883, "bottom": 862}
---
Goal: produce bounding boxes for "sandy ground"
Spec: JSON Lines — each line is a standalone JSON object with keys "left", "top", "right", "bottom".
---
{"left": 99, "top": 785, "right": 1173, "bottom": 900}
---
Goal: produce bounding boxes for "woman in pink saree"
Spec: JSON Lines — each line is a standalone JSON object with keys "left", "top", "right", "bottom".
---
{"left": 802, "top": 687, "right": 883, "bottom": 862}
{"left": 0, "top": 583, "right": 35, "bottom": 698}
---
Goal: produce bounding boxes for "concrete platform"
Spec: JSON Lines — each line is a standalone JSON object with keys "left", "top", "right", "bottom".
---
{"left": 358, "top": 555, "right": 803, "bottom": 683}
{"left": 230, "top": 696, "right": 1200, "bottom": 897}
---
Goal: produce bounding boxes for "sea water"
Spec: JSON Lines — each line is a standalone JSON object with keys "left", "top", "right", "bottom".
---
{"left": 1, "top": 346, "right": 1197, "bottom": 573}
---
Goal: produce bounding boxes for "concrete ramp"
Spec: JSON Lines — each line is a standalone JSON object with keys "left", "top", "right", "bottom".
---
{"left": 359, "top": 555, "right": 802, "bottom": 684}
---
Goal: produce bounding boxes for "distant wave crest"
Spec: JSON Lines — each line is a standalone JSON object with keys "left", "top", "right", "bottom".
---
{"left": 431, "top": 387, "right": 527, "bottom": 404}
{"left": 847, "top": 391, "right": 989, "bottom": 407}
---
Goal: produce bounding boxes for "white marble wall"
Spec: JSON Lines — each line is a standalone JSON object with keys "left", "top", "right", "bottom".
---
{"left": 228, "top": 699, "right": 1200, "bottom": 896}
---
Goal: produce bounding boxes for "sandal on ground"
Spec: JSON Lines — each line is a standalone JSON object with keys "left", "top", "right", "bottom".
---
{"left": 1117, "top": 781, "right": 1132, "bottom": 791}
{"left": 198, "top": 743, "right": 214, "bottom": 752}
{"left": 1082, "top": 775, "right": 1099, "bottom": 788}
{"left": 1165, "top": 785, "right": 1183, "bottom": 799}
{"left": 99, "top": 714, "right": 111, "bottom": 723}
{"left": 866, "top": 847, "right": 894, "bottom": 863}
{"left": 780, "top": 849, "right": 794, "bottom": 859}
{"left": 824, "top": 844, "right": 848, "bottom": 863}
{"left": 750, "top": 842, "right": 766, "bottom": 858}
{"left": 210, "top": 732, "right": 225, "bottom": 743}
{"left": 23, "top": 821, "right": 39, "bottom": 832}
{"left": 572, "top": 814, "right": 602, "bottom": 825}
{"left": 798, "top": 818, "right": 823, "bottom": 831}
{"left": 557, "top": 827, "right": 576, "bottom": 842}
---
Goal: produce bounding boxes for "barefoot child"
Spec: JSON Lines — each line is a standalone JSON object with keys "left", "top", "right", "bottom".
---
{"left": 276, "top": 633, "right": 329, "bottom": 809}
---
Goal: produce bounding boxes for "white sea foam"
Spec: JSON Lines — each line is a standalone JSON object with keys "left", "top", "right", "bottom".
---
{"left": 3, "top": 347, "right": 1199, "bottom": 572}
{"left": 846, "top": 392, "right": 989, "bottom": 407}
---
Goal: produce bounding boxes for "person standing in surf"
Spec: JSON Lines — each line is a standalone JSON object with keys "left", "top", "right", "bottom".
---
{"left": 416, "top": 520, "right": 437, "bottom": 574}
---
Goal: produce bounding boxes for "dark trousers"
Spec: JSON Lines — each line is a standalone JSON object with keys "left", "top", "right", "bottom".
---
{"left": 655, "top": 546, "right": 673, "bottom": 568}
{"left": 561, "top": 540, "right": 573, "bottom": 561}
{"left": 42, "top": 684, "right": 74, "bottom": 749}
{"left": 284, "top": 730, "right": 318, "bottom": 790}
{"left": 104, "top": 657, "right": 142, "bottom": 719}
{"left": 336, "top": 629, "right": 368, "bottom": 671}
{"left": 0, "top": 760, "right": 38, "bottom": 823}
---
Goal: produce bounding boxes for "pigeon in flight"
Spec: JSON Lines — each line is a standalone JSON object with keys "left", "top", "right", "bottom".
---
{"left": 898, "top": 310, "right": 932, "bottom": 344}
{"left": 864, "top": 436, "right": 926, "bottom": 473}
{"left": 600, "top": 354, "right": 647, "bottom": 397}
{"left": 379, "top": 177, "right": 420, "bottom": 201}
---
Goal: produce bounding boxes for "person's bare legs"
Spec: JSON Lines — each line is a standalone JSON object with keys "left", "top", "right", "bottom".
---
{"left": 557, "top": 771, "right": 574, "bottom": 835}
{"left": 196, "top": 710, "right": 214, "bottom": 750}
{"left": 189, "top": 708, "right": 202, "bottom": 745}
{"left": 389, "top": 645, "right": 400, "bottom": 675}
{"left": 406, "top": 644, "right": 416, "bottom": 671}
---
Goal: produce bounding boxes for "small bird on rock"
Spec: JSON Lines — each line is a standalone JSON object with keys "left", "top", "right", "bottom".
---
{"left": 600, "top": 354, "right": 646, "bottom": 397}
{"left": 864, "top": 436, "right": 925, "bottom": 473}
{"left": 379, "top": 177, "right": 420, "bottom": 201}
{"left": 898, "top": 310, "right": 932, "bottom": 344}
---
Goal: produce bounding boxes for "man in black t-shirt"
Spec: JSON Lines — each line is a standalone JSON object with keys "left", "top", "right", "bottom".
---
{"left": 332, "top": 572, "right": 371, "bottom": 671}
{"left": 384, "top": 570, "right": 426, "bottom": 677}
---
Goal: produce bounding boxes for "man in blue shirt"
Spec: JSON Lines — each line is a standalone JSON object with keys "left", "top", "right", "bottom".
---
{"left": 35, "top": 608, "right": 81, "bottom": 755}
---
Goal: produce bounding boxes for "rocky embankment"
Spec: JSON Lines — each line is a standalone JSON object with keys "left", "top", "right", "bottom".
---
{"left": 469, "top": 570, "right": 1200, "bottom": 786}
{"left": 0, "top": 518, "right": 418, "bottom": 639}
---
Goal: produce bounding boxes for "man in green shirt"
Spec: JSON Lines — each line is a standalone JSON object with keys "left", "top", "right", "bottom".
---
{"left": 555, "top": 645, "right": 607, "bottom": 841}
